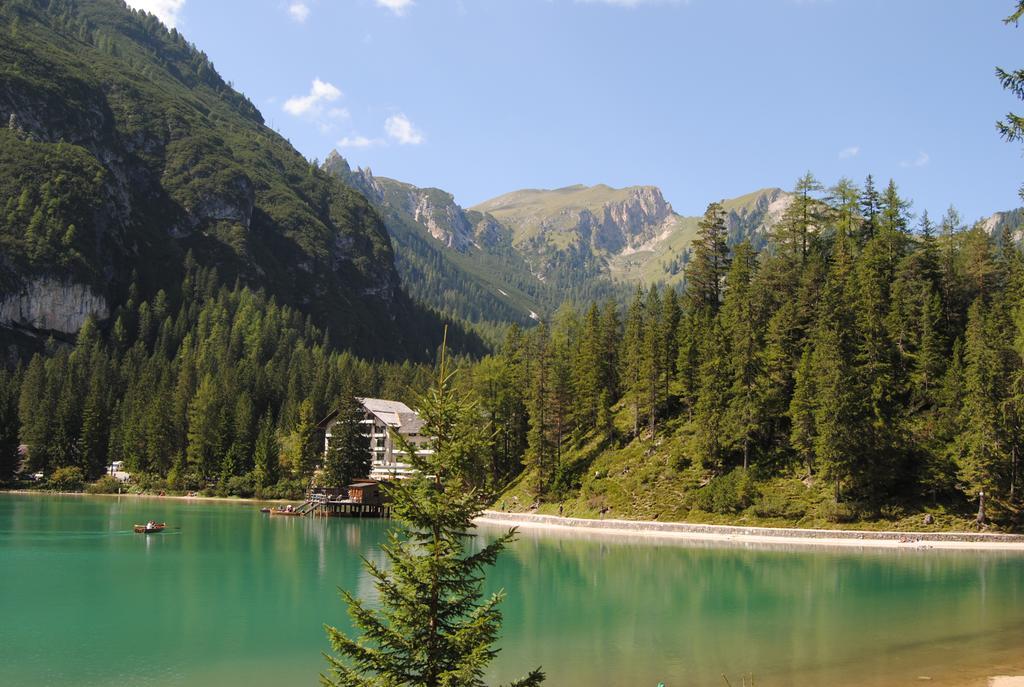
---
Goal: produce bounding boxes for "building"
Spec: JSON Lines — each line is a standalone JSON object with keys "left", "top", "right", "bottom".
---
{"left": 347, "top": 481, "right": 382, "bottom": 505}
{"left": 321, "top": 397, "right": 431, "bottom": 480}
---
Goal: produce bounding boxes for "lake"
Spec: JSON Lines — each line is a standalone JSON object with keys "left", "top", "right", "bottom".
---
{"left": 1, "top": 493, "right": 1022, "bottom": 686}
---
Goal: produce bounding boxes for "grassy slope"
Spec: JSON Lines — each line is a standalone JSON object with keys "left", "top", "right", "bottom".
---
{"left": 472, "top": 185, "right": 787, "bottom": 289}
{"left": 473, "top": 184, "right": 657, "bottom": 245}
{"left": 496, "top": 409, "right": 992, "bottom": 534}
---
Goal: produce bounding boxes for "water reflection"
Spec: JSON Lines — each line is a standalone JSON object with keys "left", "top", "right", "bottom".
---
{"left": 0, "top": 494, "right": 1021, "bottom": 687}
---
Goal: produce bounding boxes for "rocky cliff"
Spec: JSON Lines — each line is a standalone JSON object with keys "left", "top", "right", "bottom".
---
{"left": 0, "top": 277, "right": 108, "bottom": 334}
{"left": 0, "top": 0, "right": 473, "bottom": 360}
{"left": 325, "top": 151, "right": 502, "bottom": 253}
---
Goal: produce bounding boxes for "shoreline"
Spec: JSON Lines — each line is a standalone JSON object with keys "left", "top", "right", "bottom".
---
{"left": 7, "top": 490, "right": 1024, "bottom": 551}
{"left": 0, "top": 489, "right": 297, "bottom": 506}
{"left": 474, "top": 511, "right": 1024, "bottom": 551}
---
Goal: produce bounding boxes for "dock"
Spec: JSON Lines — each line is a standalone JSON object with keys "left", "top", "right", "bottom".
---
{"left": 268, "top": 481, "right": 392, "bottom": 519}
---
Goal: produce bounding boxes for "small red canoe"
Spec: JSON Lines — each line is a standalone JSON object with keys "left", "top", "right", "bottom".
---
{"left": 134, "top": 523, "right": 166, "bottom": 533}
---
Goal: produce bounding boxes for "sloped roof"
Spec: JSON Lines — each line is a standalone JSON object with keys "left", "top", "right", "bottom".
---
{"left": 397, "top": 412, "right": 426, "bottom": 435}
{"left": 358, "top": 397, "right": 414, "bottom": 414}
{"left": 359, "top": 397, "right": 416, "bottom": 429}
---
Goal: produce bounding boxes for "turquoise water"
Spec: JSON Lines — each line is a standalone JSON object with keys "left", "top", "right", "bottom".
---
{"left": 1, "top": 493, "right": 1023, "bottom": 686}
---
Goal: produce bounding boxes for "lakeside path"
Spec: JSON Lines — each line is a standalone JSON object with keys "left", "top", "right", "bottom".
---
{"left": 475, "top": 511, "right": 1024, "bottom": 552}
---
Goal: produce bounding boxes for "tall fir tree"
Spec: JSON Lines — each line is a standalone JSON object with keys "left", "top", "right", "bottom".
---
{"left": 323, "top": 390, "right": 371, "bottom": 489}
{"left": 0, "top": 368, "right": 20, "bottom": 481}
{"left": 253, "top": 410, "right": 281, "bottom": 490}
{"left": 687, "top": 202, "right": 730, "bottom": 313}
{"left": 322, "top": 335, "right": 545, "bottom": 687}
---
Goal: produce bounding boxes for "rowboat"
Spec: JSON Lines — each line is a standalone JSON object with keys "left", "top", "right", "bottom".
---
{"left": 133, "top": 523, "right": 166, "bottom": 533}
{"left": 268, "top": 508, "right": 302, "bottom": 516}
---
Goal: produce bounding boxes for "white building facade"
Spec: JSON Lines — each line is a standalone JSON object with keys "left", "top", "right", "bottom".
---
{"left": 323, "top": 397, "right": 430, "bottom": 480}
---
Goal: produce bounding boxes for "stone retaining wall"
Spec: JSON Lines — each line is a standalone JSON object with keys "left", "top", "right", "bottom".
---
{"left": 479, "top": 511, "right": 1024, "bottom": 544}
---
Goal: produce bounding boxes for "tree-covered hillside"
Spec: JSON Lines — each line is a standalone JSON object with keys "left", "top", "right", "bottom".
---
{"left": 0, "top": 0, "right": 480, "bottom": 361}
{"left": 474, "top": 176, "right": 1024, "bottom": 530}
{"left": 0, "top": 259, "right": 441, "bottom": 493}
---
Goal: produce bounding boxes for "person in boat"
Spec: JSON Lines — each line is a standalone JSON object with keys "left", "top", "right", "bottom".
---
{"left": 146, "top": 520, "right": 156, "bottom": 529}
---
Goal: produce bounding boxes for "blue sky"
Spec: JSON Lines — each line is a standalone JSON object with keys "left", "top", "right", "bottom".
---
{"left": 130, "top": 0, "right": 1022, "bottom": 221}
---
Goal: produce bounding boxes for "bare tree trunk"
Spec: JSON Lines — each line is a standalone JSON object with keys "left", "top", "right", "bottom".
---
{"left": 977, "top": 490, "right": 986, "bottom": 525}
{"left": 1012, "top": 447, "right": 1018, "bottom": 502}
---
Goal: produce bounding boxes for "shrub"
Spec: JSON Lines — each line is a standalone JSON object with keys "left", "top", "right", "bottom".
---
{"left": 86, "top": 475, "right": 124, "bottom": 494}
{"left": 259, "top": 477, "right": 307, "bottom": 500}
{"left": 819, "top": 500, "right": 857, "bottom": 523}
{"left": 126, "top": 473, "right": 172, "bottom": 494}
{"left": 49, "top": 466, "right": 85, "bottom": 492}
{"left": 693, "top": 469, "right": 757, "bottom": 514}
{"left": 225, "top": 473, "right": 256, "bottom": 498}
{"left": 753, "top": 493, "right": 808, "bottom": 520}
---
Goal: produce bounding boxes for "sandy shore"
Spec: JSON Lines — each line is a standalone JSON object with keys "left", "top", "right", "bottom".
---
{"left": 475, "top": 511, "right": 1024, "bottom": 551}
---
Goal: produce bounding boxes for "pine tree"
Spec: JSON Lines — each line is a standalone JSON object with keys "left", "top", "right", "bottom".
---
{"left": 956, "top": 300, "right": 1008, "bottom": 521}
{"left": 721, "top": 242, "right": 764, "bottom": 469}
{"left": 571, "top": 303, "right": 603, "bottom": 434}
{"left": 997, "top": 1, "right": 1024, "bottom": 198}
{"left": 77, "top": 370, "right": 109, "bottom": 479}
{"left": 827, "top": 177, "right": 861, "bottom": 242}
{"left": 186, "top": 374, "right": 221, "bottom": 481}
{"left": 640, "top": 287, "right": 666, "bottom": 437}
{"left": 296, "top": 398, "right": 321, "bottom": 478}
{"left": 859, "top": 174, "right": 881, "bottom": 244}
{"left": 323, "top": 391, "right": 370, "bottom": 488}
{"left": 0, "top": 368, "right": 20, "bottom": 481}
{"left": 773, "top": 173, "right": 824, "bottom": 264}
{"left": 811, "top": 324, "right": 862, "bottom": 503}
{"left": 620, "top": 288, "right": 646, "bottom": 436}
{"left": 322, "top": 336, "right": 545, "bottom": 687}
{"left": 690, "top": 320, "right": 731, "bottom": 474}
{"left": 524, "top": 326, "right": 555, "bottom": 497}
{"left": 788, "top": 346, "right": 816, "bottom": 476}
{"left": 18, "top": 355, "right": 54, "bottom": 474}
{"left": 253, "top": 410, "right": 280, "bottom": 490}
{"left": 687, "top": 202, "right": 730, "bottom": 312}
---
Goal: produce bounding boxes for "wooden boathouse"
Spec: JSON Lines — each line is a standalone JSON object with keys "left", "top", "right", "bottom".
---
{"left": 304, "top": 480, "right": 392, "bottom": 518}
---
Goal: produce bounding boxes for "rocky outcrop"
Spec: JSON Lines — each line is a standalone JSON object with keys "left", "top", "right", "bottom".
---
{"left": 582, "top": 186, "right": 674, "bottom": 254}
{"left": 723, "top": 188, "right": 791, "bottom": 246}
{"left": 0, "top": 277, "right": 109, "bottom": 334}
{"left": 982, "top": 209, "right": 1024, "bottom": 244}
{"left": 413, "top": 190, "right": 474, "bottom": 251}
{"left": 324, "top": 151, "right": 481, "bottom": 253}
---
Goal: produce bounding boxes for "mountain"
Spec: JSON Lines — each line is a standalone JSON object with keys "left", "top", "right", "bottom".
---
{"left": 0, "top": 0, "right": 480, "bottom": 360}
{"left": 983, "top": 207, "right": 1024, "bottom": 244}
{"left": 472, "top": 184, "right": 790, "bottom": 289}
{"left": 323, "top": 152, "right": 552, "bottom": 330}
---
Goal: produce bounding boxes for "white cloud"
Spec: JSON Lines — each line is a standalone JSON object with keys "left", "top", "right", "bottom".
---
{"left": 384, "top": 114, "right": 424, "bottom": 145}
{"left": 338, "top": 135, "right": 381, "bottom": 148}
{"left": 124, "top": 0, "right": 185, "bottom": 28}
{"left": 284, "top": 78, "right": 342, "bottom": 117}
{"left": 901, "top": 151, "right": 930, "bottom": 168}
{"left": 838, "top": 146, "right": 859, "bottom": 159}
{"left": 376, "top": 0, "right": 414, "bottom": 15}
{"left": 288, "top": 2, "right": 310, "bottom": 22}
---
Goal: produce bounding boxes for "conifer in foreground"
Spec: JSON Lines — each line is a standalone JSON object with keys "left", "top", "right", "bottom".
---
{"left": 322, "top": 332, "right": 545, "bottom": 687}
